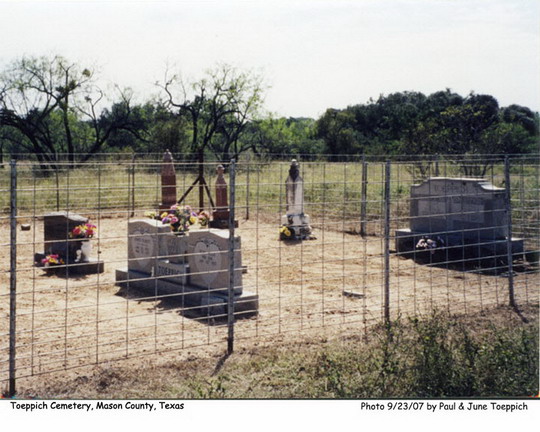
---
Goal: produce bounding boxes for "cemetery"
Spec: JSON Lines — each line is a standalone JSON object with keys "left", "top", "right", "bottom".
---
{"left": 0, "top": 154, "right": 538, "bottom": 385}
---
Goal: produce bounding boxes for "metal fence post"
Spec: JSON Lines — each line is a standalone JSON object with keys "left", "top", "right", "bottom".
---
{"left": 9, "top": 159, "right": 17, "bottom": 397}
{"left": 504, "top": 157, "right": 517, "bottom": 309}
{"left": 227, "top": 159, "right": 237, "bottom": 355}
{"left": 245, "top": 158, "right": 250, "bottom": 220}
{"left": 360, "top": 155, "right": 368, "bottom": 237}
{"left": 130, "top": 153, "right": 136, "bottom": 217}
{"left": 383, "top": 160, "right": 391, "bottom": 323}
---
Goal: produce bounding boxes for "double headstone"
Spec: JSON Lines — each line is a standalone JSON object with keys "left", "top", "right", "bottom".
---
{"left": 35, "top": 211, "right": 104, "bottom": 274}
{"left": 116, "top": 220, "right": 256, "bottom": 319}
{"left": 280, "top": 159, "right": 313, "bottom": 240}
{"left": 395, "top": 177, "right": 523, "bottom": 260}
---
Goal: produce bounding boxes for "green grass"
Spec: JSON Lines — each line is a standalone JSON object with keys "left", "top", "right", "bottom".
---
{"left": 0, "top": 158, "right": 537, "bottom": 243}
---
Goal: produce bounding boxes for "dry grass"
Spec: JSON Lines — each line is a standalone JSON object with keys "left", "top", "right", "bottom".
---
{"left": 14, "top": 304, "right": 538, "bottom": 399}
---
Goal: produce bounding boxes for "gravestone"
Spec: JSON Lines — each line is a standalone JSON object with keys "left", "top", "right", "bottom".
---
{"left": 116, "top": 220, "right": 256, "bottom": 319}
{"left": 186, "top": 229, "right": 243, "bottom": 295}
{"left": 159, "top": 150, "right": 177, "bottom": 210}
{"left": 395, "top": 177, "right": 523, "bottom": 259}
{"left": 128, "top": 219, "right": 172, "bottom": 274}
{"left": 35, "top": 211, "right": 104, "bottom": 274}
{"left": 280, "top": 159, "right": 313, "bottom": 240}
{"left": 210, "top": 164, "right": 238, "bottom": 229}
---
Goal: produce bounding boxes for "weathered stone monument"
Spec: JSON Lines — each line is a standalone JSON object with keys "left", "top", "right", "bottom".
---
{"left": 395, "top": 177, "right": 523, "bottom": 260}
{"left": 159, "top": 150, "right": 177, "bottom": 210}
{"left": 280, "top": 159, "right": 313, "bottom": 240}
{"left": 35, "top": 211, "right": 104, "bottom": 274}
{"left": 209, "top": 164, "right": 237, "bottom": 229}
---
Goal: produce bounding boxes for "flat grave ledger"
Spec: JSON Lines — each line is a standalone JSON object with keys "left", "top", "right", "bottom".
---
{"left": 395, "top": 178, "right": 523, "bottom": 258}
{"left": 35, "top": 211, "right": 104, "bottom": 275}
{"left": 116, "top": 220, "right": 257, "bottom": 319}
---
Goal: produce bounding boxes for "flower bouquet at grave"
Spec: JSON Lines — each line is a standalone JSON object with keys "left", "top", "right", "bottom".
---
{"left": 69, "top": 223, "right": 97, "bottom": 239}
{"left": 279, "top": 225, "right": 293, "bottom": 240}
{"left": 148, "top": 204, "right": 199, "bottom": 234}
{"left": 41, "top": 254, "right": 64, "bottom": 268}
{"left": 68, "top": 223, "right": 97, "bottom": 263}
{"left": 197, "top": 210, "right": 211, "bottom": 227}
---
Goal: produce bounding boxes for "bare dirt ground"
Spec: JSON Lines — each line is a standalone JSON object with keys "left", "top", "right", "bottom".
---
{"left": 1, "top": 214, "right": 538, "bottom": 390}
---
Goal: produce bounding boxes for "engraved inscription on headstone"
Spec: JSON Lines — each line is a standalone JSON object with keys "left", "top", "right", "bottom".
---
{"left": 193, "top": 237, "right": 222, "bottom": 286}
{"left": 128, "top": 219, "right": 170, "bottom": 274}
{"left": 155, "top": 260, "right": 188, "bottom": 285}
{"left": 187, "top": 229, "right": 242, "bottom": 292}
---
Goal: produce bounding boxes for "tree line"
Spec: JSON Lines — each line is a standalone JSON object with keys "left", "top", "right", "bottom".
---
{"left": 0, "top": 55, "right": 538, "bottom": 169}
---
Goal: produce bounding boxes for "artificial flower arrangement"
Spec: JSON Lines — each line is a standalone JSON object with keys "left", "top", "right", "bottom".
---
{"left": 279, "top": 225, "right": 293, "bottom": 240}
{"left": 198, "top": 210, "right": 211, "bottom": 227}
{"left": 69, "top": 223, "right": 97, "bottom": 239}
{"left": 41, "top": 254, "right": 64, "bottom": 268}
{"left": 147, "top": 205, "right": 204, "bottom": 233}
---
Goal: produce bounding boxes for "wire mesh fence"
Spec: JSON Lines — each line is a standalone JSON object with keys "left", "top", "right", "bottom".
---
{"left": 0, "top": 154, "right": 538, "bottom": 395}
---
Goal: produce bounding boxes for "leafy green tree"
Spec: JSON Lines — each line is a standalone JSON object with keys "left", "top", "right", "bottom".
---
{"left": 160, "top": 64, "right": 265, "bottom": 162}
{"left": 0, "top": 55, "right": 143, "bottom": 168}
{"left": 244, "top": 116, "right": 322, "bottom": 157}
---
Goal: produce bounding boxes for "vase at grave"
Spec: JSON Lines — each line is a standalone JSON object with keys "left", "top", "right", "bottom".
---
{"left": 75, "top": 240, "right": 92, "bottom": 263}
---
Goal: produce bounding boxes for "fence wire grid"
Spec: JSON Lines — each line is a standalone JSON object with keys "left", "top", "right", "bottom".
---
{"left": 0, "top": 154, "right": 539, "bottom": 394}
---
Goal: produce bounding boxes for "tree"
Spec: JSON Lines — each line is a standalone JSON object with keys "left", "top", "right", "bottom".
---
{"left": 160, "top": 63, "right": 265, "bottom": 161}
{"left": 160, "top": 64, "right": 265, "bottom": 209}
{"left": 0, "top": 55, "right": 144, "bottom": 169}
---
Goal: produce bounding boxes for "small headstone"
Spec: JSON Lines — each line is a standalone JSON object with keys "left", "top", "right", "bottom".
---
{"left": 35, "top": 211, "right": 104, "bottom": 274}
{"left": 159, "top": 150, "right": 177, "bottom": 210}
{"left": 280, "top": 159, "right": 313, "bottom": 240}
{"left": 44, "top": 211, "right": 88, "bottom": 258}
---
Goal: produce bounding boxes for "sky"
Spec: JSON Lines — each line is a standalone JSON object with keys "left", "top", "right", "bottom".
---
{"left": 0, "top": 0, "right": 538, "bottom": 118}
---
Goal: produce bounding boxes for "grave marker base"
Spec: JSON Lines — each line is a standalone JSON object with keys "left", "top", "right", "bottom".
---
{"left": 395, "top": 228, "right": 524, "bottom": 262}
{"left": 34, "top": 252, "right": 105, "bottom": 275}
{"left": 115, "top": 267, "right": 258, "bottom": 320}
